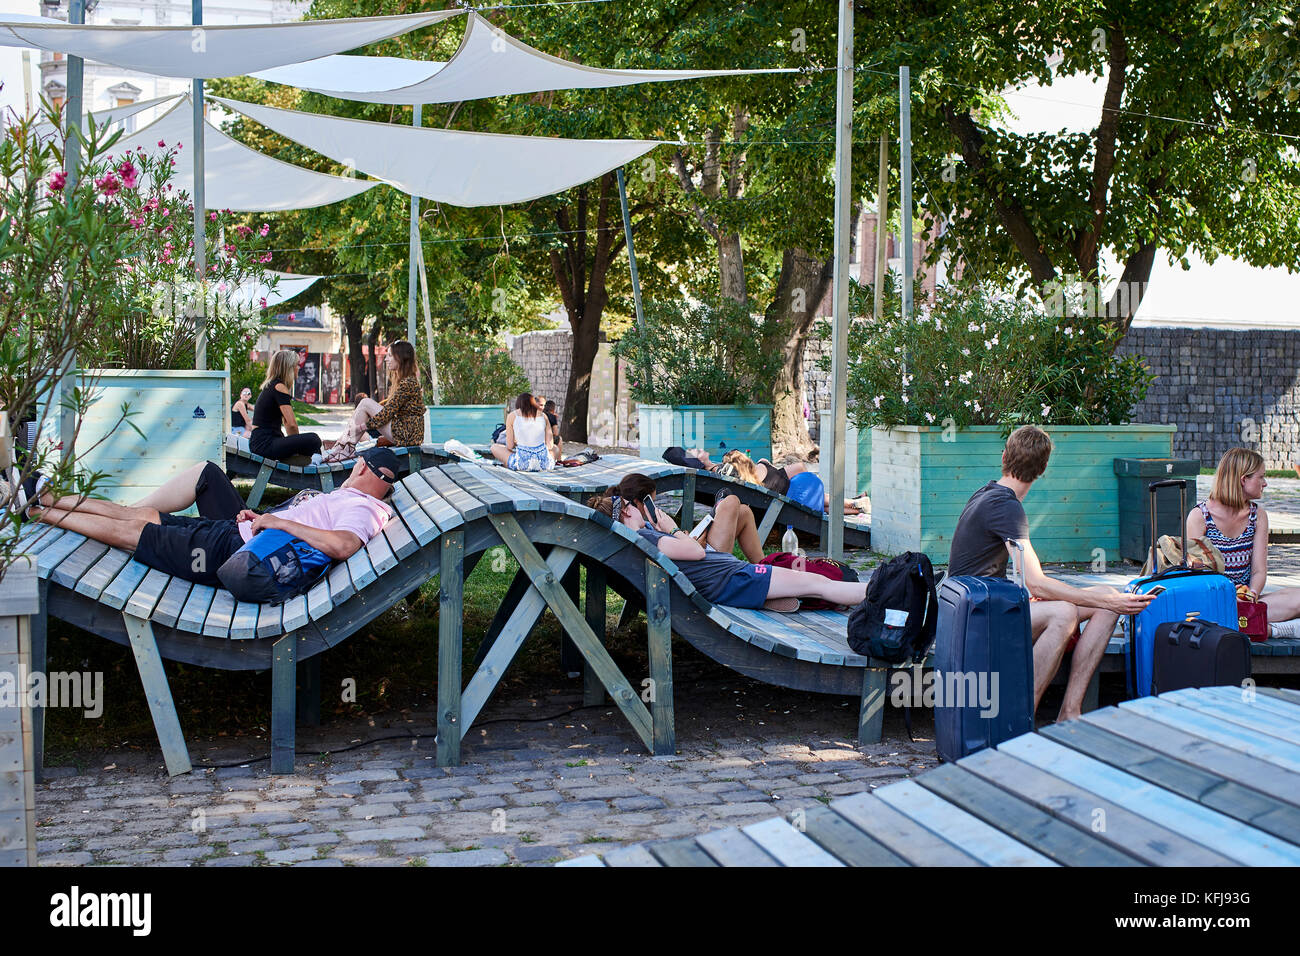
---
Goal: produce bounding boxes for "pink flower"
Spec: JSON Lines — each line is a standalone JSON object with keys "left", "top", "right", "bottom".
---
{"left": 117, "top": 160, "right": 138, "bottom": 189}
{"left": 158, "top": 140, "right": 166, "bottom": 147}
{"left": 209, "top": 212, "right": 217, "bottom": 221}
{"left": 47, "top": 171, "right": 67, "bottom": 192}
{"left": 258, "top": 224, "right": 269, "bottom": 237}
{"left": 161, "top": 207, "right": 170, "bottom": 217}
{"left": 95, "top": 173, "right": 121, "bottom": 197}
{"left": 258, "top": 297, "right": 268, "bottom": 309}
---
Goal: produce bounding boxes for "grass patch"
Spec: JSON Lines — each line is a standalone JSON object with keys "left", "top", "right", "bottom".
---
{"left": 565, "top": 760, "right": 590, "bottom": 768}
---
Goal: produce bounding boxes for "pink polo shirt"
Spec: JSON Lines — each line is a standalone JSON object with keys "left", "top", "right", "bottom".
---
{"left": 239, "top": 488, "right": 393, "bottom": 546}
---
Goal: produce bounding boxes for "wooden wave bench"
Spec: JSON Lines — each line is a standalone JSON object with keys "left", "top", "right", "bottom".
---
{"left": 561, "top": 687, "right": 1300, "bottom": 867}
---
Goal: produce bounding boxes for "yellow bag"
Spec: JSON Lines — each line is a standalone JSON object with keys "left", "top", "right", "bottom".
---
{"left": 1141, "top": 535, "right": 1226, "bottom": 576}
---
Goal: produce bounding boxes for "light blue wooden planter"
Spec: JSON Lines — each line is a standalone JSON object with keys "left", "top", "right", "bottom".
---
{"left": 425, "top": 405, "right": 503, "bottom": 445}
{"left": 870, "top": 423, "right": 1176, "bottom": 564}
{"left": 817, "top": 410, "right": 871, "bottom": 498}
{"left": 37, "top": 369, "right": 229, "bottom": 504}
{"left": 638, "top": 404, "right": 772, "bottom": 464}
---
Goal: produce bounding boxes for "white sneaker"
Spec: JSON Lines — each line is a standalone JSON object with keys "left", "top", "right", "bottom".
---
{"left": 1269, "top": 618, "right": 1300, "bottom": 639}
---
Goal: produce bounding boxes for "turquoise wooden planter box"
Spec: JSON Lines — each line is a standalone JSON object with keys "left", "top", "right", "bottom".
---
{"left": 37, "top": 369, "right": 228, "bottom": 504}
{"left": 425, "top": 404, "right": 503, "bottom": 445}
{"left": 637, "top": 404, "right": 772, "bottom": 464}
{"left": 870, "top": 424, "right": 1176, "bottom": 563}
{"left": 817, "top": 410, "right": 871, "bottom": 497}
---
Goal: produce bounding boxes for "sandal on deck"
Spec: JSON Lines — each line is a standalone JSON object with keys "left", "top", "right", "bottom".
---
{"left": 762, "top": 597, "right": 801, "bottom": 613}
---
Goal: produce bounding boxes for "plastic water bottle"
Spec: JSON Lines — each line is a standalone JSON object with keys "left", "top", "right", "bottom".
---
{"left": 781, "top": 524, "right": 799, "bottom": 556}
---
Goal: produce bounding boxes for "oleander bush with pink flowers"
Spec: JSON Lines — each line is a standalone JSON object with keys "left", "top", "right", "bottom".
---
{"left": 827, "top": 281, "right": 1153, "bottom": 432}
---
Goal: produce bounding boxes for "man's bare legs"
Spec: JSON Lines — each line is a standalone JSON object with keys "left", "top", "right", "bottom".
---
{"left": 1029, "top": 600, "right": 1078, "bottom": 711}
{"left": 34, "top": 505, "right": 152, "bottom": 551}
{"left": 706, "top": 495, "right": 764, "bottom": 562}
{"left": 128, "top": 461, "right": 210, "bottom": 514}
{"left": 1057, "top": 586, "right": 1120, "bottom": 721}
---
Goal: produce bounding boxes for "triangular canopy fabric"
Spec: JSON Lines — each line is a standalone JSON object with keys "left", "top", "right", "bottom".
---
{"left": 0, "top": 11, "right": 461, "bottom": 78}
{"left": 213, "top": 95, "right": 662, "bottom": 207}
{"left": 252, "top": 11, "right": 794, "bottom": 105}
{"left": 232, "top": 271, "right": 322, "bottom": 311}
{"left": 107, "top": 98, "right": 376, "bottom": 211}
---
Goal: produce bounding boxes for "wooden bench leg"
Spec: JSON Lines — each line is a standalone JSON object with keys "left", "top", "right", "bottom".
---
{"left": 271, "top": 633, "right": 297, "bottom": 773}
{"left": 857, "top": 668, "right": 888, "bottom": 747}
{"left": 298, "top": 654, "right": 321, "bottom": 727}
{"left": 437, "top": 531, "right": 465, "bottom": 767}
{"left": 681, "top": 472, "right": 695, "bottom": 528}
{"left": 560, "top": 562, "right": 583, "bottom": 677}
{"left": 756, "top": 499, "right": 784, "bottom": 546}
{"left": 122, "top": 614, "right": 192, "bottom": 776}
{"left": 584, "top": 563, "right": 607, "bottom": 707}
{"left": 247, "top": 462, "right": 273, "bottom": 509}
{"left": 471, "top": 565, "right": 533, "bottom": 671}
{"left": 615, "top": 597, "right": 644, "bottom": 630}
{"left": 31, "top": 579, "right": 48, "bottom": 783}
{"left": 1083, "top": 667, "right": 1101, "bottom": 714}
{"left": 319, "top": 470, "right": 335, "bottom": 492}
{"left": 645, "top": 561, "right": 675, "bottom": 756}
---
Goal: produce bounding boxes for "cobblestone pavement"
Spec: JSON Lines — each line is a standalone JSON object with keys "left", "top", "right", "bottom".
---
{"left": 34, "top": 686, "right": 941, "bottom": 867}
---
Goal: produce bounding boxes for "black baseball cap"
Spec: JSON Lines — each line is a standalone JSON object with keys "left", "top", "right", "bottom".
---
{"left": 359, "top": 447, "right": 400, "bottom": 483}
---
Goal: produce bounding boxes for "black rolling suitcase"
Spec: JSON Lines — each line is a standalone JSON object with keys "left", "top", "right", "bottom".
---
{"left": 1150, "top": 614, "right": 1251, "bottom": 696}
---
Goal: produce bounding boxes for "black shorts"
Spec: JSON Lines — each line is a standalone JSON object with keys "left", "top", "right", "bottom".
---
{"left": 194, "top": 461, "right": 246, "bottom": 520}
{"left": 136, "top": 515, "right": 245, "bottom": 587}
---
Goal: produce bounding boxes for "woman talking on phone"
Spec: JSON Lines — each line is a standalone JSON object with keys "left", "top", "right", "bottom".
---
{"left": 588, "top": 474, "right": 868, "bottom": 611}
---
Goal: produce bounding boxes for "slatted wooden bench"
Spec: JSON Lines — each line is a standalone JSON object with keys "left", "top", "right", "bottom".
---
{"left": 223, "top": 433, "right": 426, "bottom": 508}
{"left": 561, "top": 686, "right": 1300, "bottom": 867}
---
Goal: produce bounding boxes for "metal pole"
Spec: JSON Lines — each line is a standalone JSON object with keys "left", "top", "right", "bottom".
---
{"left": 826, "top": 0, "right": 853, "bottom": 561}
{"left": 407, "top": 104, "right": 421, "bottom": 346}
{"left": 60, "top": 0, "right": 87, "bottom": 459}
{"left": 21, "top": 49, "right": 34, "bottom": 117}
{"left": 192, "top": 0, "right": 207, "bottom": 370}
{"left": 873, "top": 133, "right": 889, "bottom": 321}
{"left": 899, "top": 66, "right": 913, "bottom": 323}
{"left": 615, "top": 166, "right": 651, "bottom": 393}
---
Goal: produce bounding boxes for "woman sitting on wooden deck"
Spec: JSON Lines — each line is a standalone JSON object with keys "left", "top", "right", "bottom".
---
{"left": 249, "top": 349, "right": 325, "bottom": 463}
{"left": 490, "top": 392, "right": 556, "bottom": 472}
{"left": 588, "top": 474, "right": 869, "bottom": 611}
{"left": 324, "top": 340, "right": 426, "bottom": 463}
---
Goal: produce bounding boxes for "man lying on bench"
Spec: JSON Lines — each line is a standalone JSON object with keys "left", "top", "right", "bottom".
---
{"left": 589, "top": 473, "right": 869, "bottom": 611}
{"left": 24, "top": 448, "right": 398, "bottom": 590}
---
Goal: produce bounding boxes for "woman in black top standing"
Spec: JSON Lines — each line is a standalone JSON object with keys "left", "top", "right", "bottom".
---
{"left": 249, "top": 350, "right": 322, "bottom": 461}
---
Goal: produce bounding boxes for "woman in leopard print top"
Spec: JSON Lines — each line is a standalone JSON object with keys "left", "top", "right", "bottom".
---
{"left": 325, "top": 341, "right": 425, "bottom": 460}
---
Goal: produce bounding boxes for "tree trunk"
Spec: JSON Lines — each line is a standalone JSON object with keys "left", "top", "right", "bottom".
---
{"left": 764, "top": 235, "right": 849, "bottom": 458}
{"left": 552, "top": 174, "right": 623, "bottom": 444}
{"left": 343, "top": 310, "right": 367, "bottom": 401}
{"left": 365, "top": 319, "right": 380, "bottom": 397}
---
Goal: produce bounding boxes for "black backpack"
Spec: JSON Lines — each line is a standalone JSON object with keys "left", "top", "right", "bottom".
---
{"left": 848, "top": 552, "right": 939, "bottom": 663}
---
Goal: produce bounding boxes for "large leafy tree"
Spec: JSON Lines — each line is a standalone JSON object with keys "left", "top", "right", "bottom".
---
{"left": 861, "top": 0, "right": 1300, "bottom": 333}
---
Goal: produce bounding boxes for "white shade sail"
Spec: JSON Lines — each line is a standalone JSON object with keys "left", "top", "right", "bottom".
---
{"left": 214, "top": 95, "right": 662, "bottom": 207}
{"left": 107, "top": 98, "right": 376, "bottom": 211}
{"left": 231, "top": 271, "right": 322, "bottom": 310}
{"left": 252, "top": 11, "right": 795, "bottom": 105}
{"left": 0, "top": 10, "right": 461, "bottom": 78}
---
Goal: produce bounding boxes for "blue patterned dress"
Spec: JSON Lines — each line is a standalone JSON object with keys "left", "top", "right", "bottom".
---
{"left": 1198, "top": 501, "right": 1257, "bottom": 587}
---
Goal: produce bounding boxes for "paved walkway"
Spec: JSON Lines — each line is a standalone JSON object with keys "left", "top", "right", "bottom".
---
{"left": 34, "top": 687, "right": 940, "bottom": 867}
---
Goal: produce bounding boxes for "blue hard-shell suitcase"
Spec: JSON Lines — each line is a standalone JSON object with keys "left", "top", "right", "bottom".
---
{"left": 934, "top": 543, "right": 1035, "bottom": 762}
{"left": 1124, "top": 479, "right": 1237, "bottom": 698}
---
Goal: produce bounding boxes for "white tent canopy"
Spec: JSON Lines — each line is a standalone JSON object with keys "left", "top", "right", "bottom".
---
{"left": 231, "top": 271, "right": 322, "bottom": 311}
{"left": 252, "top": 11, "right": 795, "bottom": 105}
{"left": 106, "top": 97, "right": 376, "bottom": 211}
{"left": 0, "top": 10, "right": 460, "bottom": 78}
{"left": 214, "top": 95, "right": 662, "bottom": 207}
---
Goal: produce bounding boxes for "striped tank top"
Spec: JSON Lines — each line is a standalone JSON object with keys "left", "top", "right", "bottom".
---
{"left": 1198, "top": 500, "right": 1257, "bottom": 587}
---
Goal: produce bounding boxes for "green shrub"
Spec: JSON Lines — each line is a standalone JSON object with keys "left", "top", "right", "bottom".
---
{"left": 830, "top": 283, "right": 1152, "bottom": 430}
{"left": 432, "top": 332, "right": 532, "bottom": 405}
{"left": 614, "top": 298, "right": 782, "bottom": 406}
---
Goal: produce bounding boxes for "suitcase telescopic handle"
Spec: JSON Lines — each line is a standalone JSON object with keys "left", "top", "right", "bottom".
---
{"left": 1147, "top": 479, "right": 1189, "bottom": 572}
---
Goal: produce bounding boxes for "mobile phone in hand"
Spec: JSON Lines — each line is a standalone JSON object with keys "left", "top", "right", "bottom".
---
{"left": 641, "top": 495, "right": 660, "bottom": 524}
{"left": 689, "top": 513, "right": 713, "bottom": 540}
{"left": 1146, "top": 585, "right": 1167, "bottom": 597}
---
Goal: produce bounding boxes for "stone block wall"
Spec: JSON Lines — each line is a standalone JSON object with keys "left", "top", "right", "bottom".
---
{"left": 1116, "top": 327, "right": 1300, "bottom": 469}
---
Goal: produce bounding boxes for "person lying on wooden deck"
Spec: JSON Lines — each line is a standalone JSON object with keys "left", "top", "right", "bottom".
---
{"left": 20, "top": 447, "right": 398, "bottom": 589}
{"left": 588, "top": 473, "right": 869, "bottom": 612}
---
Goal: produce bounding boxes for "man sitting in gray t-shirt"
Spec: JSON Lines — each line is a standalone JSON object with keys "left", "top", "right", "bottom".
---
{"left": 946, "top": 425, "right": 1152, "bottom": 722}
